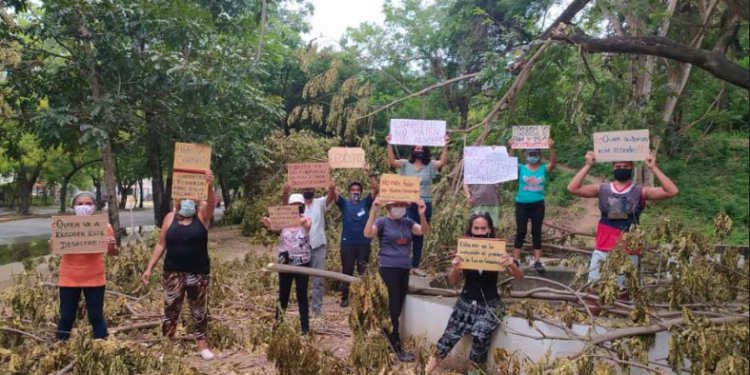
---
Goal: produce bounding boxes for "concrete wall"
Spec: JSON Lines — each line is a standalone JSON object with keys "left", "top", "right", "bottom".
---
{"left": 402, "top": 295, "right": 677, "bottom": 374}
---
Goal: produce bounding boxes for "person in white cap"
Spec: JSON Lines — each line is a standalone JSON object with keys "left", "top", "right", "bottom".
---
{"left": 364, "top": 198, "right": 428, "bottom": 363}
{"left": 261, "top": 193, "right": 314, "bottom": 334}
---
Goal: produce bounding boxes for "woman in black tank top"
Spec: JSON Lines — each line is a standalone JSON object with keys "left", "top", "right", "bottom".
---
{"left": 141, "top": 171, "right": 217, "bottom": 361}
{"left": 425, "top": 213, "right": 524, "bottom": 375}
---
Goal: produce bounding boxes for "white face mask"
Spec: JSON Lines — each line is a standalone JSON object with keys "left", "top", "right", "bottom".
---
{"left": 390, "top": 207, "right": 407, "bottom": 219}
{"left": 74, "top": 205, "right": 96, "bottom": 216}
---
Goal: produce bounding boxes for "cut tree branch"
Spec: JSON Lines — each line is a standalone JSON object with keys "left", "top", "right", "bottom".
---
{"left": 550, "top": 25, "right": 750, "bottom": 90}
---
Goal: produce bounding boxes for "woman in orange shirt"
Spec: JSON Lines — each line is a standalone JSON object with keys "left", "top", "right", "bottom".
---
{"left": 51, "top": 192, "right": 118, "bottom": 340}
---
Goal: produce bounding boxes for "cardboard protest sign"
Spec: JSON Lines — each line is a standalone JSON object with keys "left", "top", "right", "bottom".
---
{"left": 380, "top": 174, "right": 420, "bottom": 203}
{"left": 464, "top": 146, "right": 518, "bottom": 185}
{"left": 328, "top": 147, "right": 366, "bottom": 169}
{"left": 457, "top": 237, "right": 508, "bottom": 272}
{"left": 51, "top": 215, "right": 109, "bottom": 255}
{"left": 172, "top": 142, "right": 212, "bottom": 200}
{"left": 287, "top": 163, "right": 331, "bottom": 188}
{"left": 390, "top": 119, "right": 447, "bottom": 147}
{"left": 593, "top": 130, "right": 650, "bottom": 162}
{"left": 512, "top": 126, "right": 550, "bottom": 149}
{"left": 269, "top": 206, "right": 302, "bottom": 231}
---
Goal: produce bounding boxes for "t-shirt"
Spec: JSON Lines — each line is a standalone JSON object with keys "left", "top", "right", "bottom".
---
{"left": 596, "top": 182, "right": 645, "bottom": 254}
{"left": 399, "top": 159, "right": 438, "bottom": 202}
{"left": 59, "top": 224, "right": 114, "bottom": 287}
{"left": 304, "top": 197, "right": 328, "bottom": 249}
{"left": 469, "top": 184, "right": 499, "bottom": 206}
{"left": 375, "top": 217, "right": 416, "bottom": 269}
{"left": 461, "top": 270, "right": 500, "bottom": 302}
{"left": 279, "top": 227, "right": 312, "bottom": 266}
{"left": 336, "top": 193, "right": 374, "bottom": 246}
{"left": 516, "top": 164, "right": 547, "bottom": 204}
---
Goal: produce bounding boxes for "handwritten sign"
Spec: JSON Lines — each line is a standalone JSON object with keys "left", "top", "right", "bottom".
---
{"left": 390, "top": 119, "right": 447, "bottom": 147}
{"left": 380, "top": 174, "right": 420, "bottom": 203}
{"left": 593, "top": 130, "right": 650, "bottom": 162}
{"left": 287, "top": 163, "right": 331, "bottom": 188}
{"left": 172, "top": 142, "right": 212, "bottom": 200}
{"left": 464, "top": 147, "right": 518, "bottom": 184}
{"left": 512, "top": 126, "right": 550, "bottom": 149}
{"left": 328, "top": 147, "right": 366, "bottom": 169}
{"left": 51, "top": 215, "right": 109, "bottom": 255}
{"left": 457, "top": 237, "right": 508, "bottom": 272}
{"left": 269, "top": 206, "right": 302, "bottom": 231}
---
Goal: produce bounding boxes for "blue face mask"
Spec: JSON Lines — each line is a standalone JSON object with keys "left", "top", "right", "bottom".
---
{"left": 179, "top": 200, "right": 197, "bottom": 217}
{"left": 528, "top": 156, "right": 541, "bottom": 164}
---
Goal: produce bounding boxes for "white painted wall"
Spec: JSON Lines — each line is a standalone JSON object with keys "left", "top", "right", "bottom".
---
{"left": 402, "top": 295, "right": 677, "bottom": 374}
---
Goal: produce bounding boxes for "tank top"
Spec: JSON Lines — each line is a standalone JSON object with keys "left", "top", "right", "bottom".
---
{"left": 461, "top": 270, "right": 500, "bottom": 302}
{"left": 516, "top": 164, "right": 547, "bottom": 203}
{"left": 58, "top": 224, "right": 114, "bottom": 287}
{"left": 164, "top": 216, "right": 210, "bottom": 274}
{"left": 596, "top": 182, "right": 645, "bottom": 253}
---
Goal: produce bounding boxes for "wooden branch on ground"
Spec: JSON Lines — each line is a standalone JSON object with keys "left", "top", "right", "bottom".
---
{"left": 544, "top": 221, "right": 595, "bottom": 238}
{"left": 0, "top": 327, "right": 51, "bottom": 343}
{"left": 550, "top": 25, "right": 750, "bottom": 90}
{"left": 51, "top": 359, "right": 77, "bottom": 375}
{"left": 110, "top": 320, "right": 161, "bottom": 334}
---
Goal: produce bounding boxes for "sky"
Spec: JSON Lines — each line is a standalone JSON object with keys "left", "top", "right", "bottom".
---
{"left": 302, "top": 0, "right": 387, "bottom": 44}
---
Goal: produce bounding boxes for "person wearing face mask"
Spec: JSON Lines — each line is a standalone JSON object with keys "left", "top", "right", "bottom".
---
{"left": 508, "top": 139, "right": 556, "bottom": 274}
{"left": 567, "top": 151, "right": 678, "bottom": 288}
{"left": 425, "top": 213, "right": 524, "bottom": 375}
{"left": 386, "top": 133, "right": 450, "bottom": 277}
{"left": 141, "top": 171, "right": 216, "bottom": 360}
{"left": 261, "top": 194, "right": 313, "bottom": 334}
{"left": 51, "top": 192, "right": 118, "bottom": 341}
{"left": 364, "top": 198, "right": 429, "bottom": 363}
{"left": 282, "top": 181, "right": 337, "bottom": 316}
{"left": 331, "top": 164, "right": 380, "bottom": 308}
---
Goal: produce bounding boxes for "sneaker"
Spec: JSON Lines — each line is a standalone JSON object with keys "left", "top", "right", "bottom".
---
{"left": 339, "top": 298, "right": 349, "bottom": 308}
{"left": 534, "top": 261, "right": 546, "bottom": 274}
{"left": 199, "top": 349, "right": 215, "bottom": 361}
{"left": 396, "top": 351, "right": 415, "bottom": 363}
{"left": 411, "top": 269, "right": 427, "bottom": 278}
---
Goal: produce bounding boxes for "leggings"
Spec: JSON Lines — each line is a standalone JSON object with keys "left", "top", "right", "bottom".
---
{"left": 56, "top": 286, "right": 108, "bottom": 340}
{"left": 514, "top": 201, "right": 545, "bottom": 250}
{"left": 406, "top": 201, "right": 433, "bottom": 269}
{"left": 379, "top": 267, "right": 410, "bottom": 349}
{"left": 162, "top": 271, "right": 210, "bottom": 341}
{"left": 277, "top": 263, "right": 311, "bottom": 333}
{"left": 340, "top": 245, "right": 371, "bottom": 301}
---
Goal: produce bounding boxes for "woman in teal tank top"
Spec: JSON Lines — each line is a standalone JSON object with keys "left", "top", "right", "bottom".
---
{"left": 508, "top": 139, "right": 556, "bottom": 274}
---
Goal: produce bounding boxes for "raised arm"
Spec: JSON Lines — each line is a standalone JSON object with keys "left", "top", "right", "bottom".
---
{"left": 567, "top": 152, "right": 600, "bottom": 198}
{"left": 386, "top": 134, "right": 403, "bottom": 169}
{"left": 546, "top": 139, "right": 557, "bottom": 173}
{"left": 507, "top": 139, "right": 515, "bottom": 157}
{"left": 106, "top": 224, "right": 119, "bottom": 256}
{"left": 502, "top": 255, "right": 524, "bottom": 281}
{"left": 448, "top": 256, "right": 463, "bottom": 287}
{"left": 643, "top": 153, "right": 679, "bottom": 201}
{"left": 327, "top": 181, "right": 337, "bottom": 206}
{"left": 364, "top": 198, "right": 382, "bottom": 239}
{"left": 365, "top": 164, "right": 380, "bottom": 198}
{"left": 141, "top": 212, "right": 174, "bottom": 286}
{"left": 434, "top": 135, "right": 450, "bottom": 170}
{"left": 412, "top": 199, "right": 430, "bottom": 236}
{"left": 199, "top": 171, "right": 216, "bottom": 228}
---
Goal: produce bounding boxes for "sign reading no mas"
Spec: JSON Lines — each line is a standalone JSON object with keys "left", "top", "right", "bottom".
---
{"left": 593, "top": 130, "right": 650, "bottom": 162}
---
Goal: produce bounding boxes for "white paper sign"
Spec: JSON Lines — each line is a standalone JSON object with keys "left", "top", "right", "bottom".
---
{"left": 593, "top": 130, "right": 650, "bottom": 162}
{"left": 390, "top": 119, "right": 447, "bottom": 147}
{"left": 464, "top": 146, "right": 518, "bottom": 184}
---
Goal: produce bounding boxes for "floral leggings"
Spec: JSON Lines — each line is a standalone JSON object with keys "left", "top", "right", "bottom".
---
{"left": 162, "top": 271, "right": 210, "bottom": 340}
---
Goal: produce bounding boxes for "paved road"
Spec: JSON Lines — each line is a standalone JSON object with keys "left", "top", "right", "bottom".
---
{"left": 0, "top": 208, "right": 224, "bottom": 246}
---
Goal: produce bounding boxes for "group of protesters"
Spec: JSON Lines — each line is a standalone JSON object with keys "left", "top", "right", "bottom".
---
{"left": 51, "top": 132, "right": 678, "bottom": 374}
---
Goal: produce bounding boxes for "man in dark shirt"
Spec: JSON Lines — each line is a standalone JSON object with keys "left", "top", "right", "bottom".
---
{"left": 333, "top": 164, "right": 380, "bottom": 307}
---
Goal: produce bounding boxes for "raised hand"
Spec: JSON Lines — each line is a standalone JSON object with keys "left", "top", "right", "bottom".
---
{"left": 283, "top": 183, "right": 291, "bottom": 194}
{"left": 206, "top": 170, "right": 215, "bottom": 184}
{"left": 585, "top": 151, "right": 596, "bottom": 167}
{"left": 500, "top": 255, "right": 514, "bottom": 269}
{"left": 260, "top": 217, "right": 272, "bottom": 229}
{"left": 548, "top": 138, "right": 555, "bottom": 149}
{"left": 364, "top": 163, "right": 371, "bottom": 174}
{"left": 451, "top": 255, "right": 462, "bottom": 271}
{"left": 645, "top": 152, "right": 657, "bottom": 169}
{"left": 386, "top": 134, "right": 392, "bottom": 145}
{"left": 372, "top": 197, "right": 383, "bottom": 211}
{"left": 417, "top": 199, "right": 427, "bottom": 215}
{"left": 444, "top": 135, "right": 451, "bottom": 146}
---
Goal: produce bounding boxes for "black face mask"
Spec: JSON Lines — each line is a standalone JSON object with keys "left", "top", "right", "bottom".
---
{"left": 412, "top": 151, "right": 424, "bottom": 160}
{"left": 472, "top": 233, "right": 492, "bottom": 238}
{"left": 614, "top": 168, "right": 633, "bottom": 182}
{"left": 298, "top": 206, "right": 305, "bottom": 215}
{"left": 302, "top": 191, "right": 315, "bottom": 200}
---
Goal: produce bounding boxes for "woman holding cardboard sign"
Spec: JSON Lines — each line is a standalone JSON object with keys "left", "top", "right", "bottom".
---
{"left": 51, "top": 192, "right": 118, "bottom": 341}
{"left": 260, "top": 194, "right": 314, "bottom": 335}
{"left": 386, "top": 133, "right": 449, "bottom": 277}
{"left": 141, "top": 171, "right": 216, "bottom": 361}
{"left": 364, "top": 197, "right": 429, "bottom": 363}
{"left": 425, "top": 213, "right": 523, "bottom": 375}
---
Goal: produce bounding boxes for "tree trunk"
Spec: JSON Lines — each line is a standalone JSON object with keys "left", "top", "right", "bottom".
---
{"left": 147, "top": 135, "right": 169, "bottom": 227}
{"left": 90, "top": 173, "right": 103, "bottom": 210}
{"left": 16, "top": 161, "right": 44, "bottom": 215}
{"left": 138, "top": 179, "right": 144, "bottom": 209}
{"left": 118, "top": 181, "right": 129, "bottom": 209}
{"left": 640, "top": 0, "right": 679, "bottom": 103}
{"left": 255, "top": 0, "right": 268, "bottom": 63}
{"left": 218, "top": 168, "right": 231, "bottom": 209}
